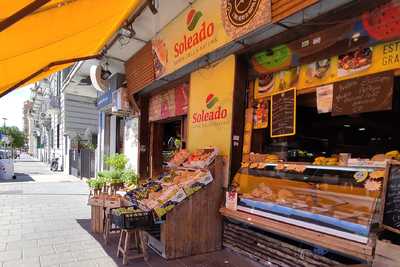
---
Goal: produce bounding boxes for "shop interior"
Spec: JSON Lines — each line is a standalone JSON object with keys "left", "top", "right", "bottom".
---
{"left": 251, "top": 78, "right": 400, "bottom": 162}
{"left": 150, "top": 116, "right": 186, "bottom": 176}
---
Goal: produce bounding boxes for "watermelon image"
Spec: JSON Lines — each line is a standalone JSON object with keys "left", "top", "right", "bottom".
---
{"left": 186, "top": 9, "right": 202, "bottom": 31}
{"left": 206, "top": 94, "right": 218, "bottom": 109}
{"left": 361, "top": 1, "right": 400, "bottom": 42}
{"left": 251, "top": 45, "right": 293, "bottom": 74}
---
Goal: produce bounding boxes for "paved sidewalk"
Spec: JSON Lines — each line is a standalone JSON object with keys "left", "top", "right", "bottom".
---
{"left": 0, "top": 160, "right": 262, "bottom": 267}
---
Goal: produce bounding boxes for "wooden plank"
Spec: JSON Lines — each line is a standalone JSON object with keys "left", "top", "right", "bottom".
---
{"left": 220, "top": 207, "right": 373, "bottom": 261}
{"left": 272, "top": 0, "right": 318, "bottom": 22}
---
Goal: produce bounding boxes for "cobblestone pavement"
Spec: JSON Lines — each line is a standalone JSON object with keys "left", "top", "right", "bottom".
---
{"left": 0, "top": 158, "right": 262, "bottom": 267}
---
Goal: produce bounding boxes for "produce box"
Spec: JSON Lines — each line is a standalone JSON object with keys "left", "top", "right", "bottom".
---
{"left": 183, "top": 147, "right": 218, "bottom": 169}
{"left": 88, "top": 195, "right": 105, "bottom": 207}
{"left": 153, "top": 188, "right": 187, "bottom": 218}
{"left": 104, "top": 195, "right": 122, "bottom": 208}
{"left": 182, "top": 170, "right": 213, "bottom": 197}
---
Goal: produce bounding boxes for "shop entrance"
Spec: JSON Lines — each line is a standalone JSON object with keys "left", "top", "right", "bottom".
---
{"left": 150, "top": 117, "right": 186, "bottom": 177}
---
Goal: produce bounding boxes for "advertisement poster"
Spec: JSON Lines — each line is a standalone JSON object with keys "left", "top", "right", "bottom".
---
{"left": 187, "top": 55, "right": 235, "bottom": 156}
{"left": 254, "top": 39, "right": 400, "bottom": 95}
{"left": 253, "top": 99, "right": 268, "bottom": 129}
{"left": 175, "top": 83, "right": 189, "bottom": 116}
{"left": 153, "top": 0, "right": 271, "bottom": 78}
{"left": 316, "top": 84, "right": 333, "bottom": 113}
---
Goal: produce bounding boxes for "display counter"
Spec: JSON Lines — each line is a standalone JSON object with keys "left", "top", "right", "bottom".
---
{"left": 222, "top": 163, "right": 385, "bottom": 261}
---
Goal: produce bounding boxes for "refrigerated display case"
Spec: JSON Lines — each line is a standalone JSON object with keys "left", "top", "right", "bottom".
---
{"left": 234, "top": 163, "right": 383, "bottom": 244}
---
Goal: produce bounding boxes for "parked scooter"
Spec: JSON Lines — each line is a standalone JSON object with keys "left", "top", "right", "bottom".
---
{"left": 50, "top": 157, "right": 59, "bottom": 171}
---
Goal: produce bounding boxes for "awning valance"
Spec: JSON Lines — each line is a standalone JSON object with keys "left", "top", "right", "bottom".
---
{"left": 0, "top": 0, "right": 141, "bottom": 97}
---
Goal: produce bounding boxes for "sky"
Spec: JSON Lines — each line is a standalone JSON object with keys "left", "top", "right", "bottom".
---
{"left": 0, "top": 85, "right": 32, "bottom": 130}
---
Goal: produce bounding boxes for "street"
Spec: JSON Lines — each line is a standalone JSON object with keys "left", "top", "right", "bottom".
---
{"left": 0, "top": 158, "right": 262, "bottom": 267}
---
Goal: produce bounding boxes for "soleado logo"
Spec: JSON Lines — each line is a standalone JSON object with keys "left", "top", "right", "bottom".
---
{"left": 206, "top": 93, "right": 218, "bottom": 109}
{"left": 192, "top": 94, "right": 228, "bottom": 123}
{"left": 186, "top": 9, "right": 202, "bottom": 31}
{"left": 174, "top": 9, "right": 215, "bottom": 58}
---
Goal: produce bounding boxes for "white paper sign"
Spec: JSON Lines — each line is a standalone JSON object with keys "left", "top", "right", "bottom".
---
{"left": 225, "top": 191, "right": 237, "bottom": 210}
{"left": 316, "top": 84, "right": 333, "bottom": 113}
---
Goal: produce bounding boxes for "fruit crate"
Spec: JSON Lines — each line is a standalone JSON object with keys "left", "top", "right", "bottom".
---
{"left": 112, "top": 210, "right": 154, "bottom": 229}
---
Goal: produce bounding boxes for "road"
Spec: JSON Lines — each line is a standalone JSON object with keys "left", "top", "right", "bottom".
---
{"left": 0, "top": 158, "right": 263, "bottom": 267}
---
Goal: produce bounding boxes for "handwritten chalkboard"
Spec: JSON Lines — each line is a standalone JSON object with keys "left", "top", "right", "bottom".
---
{"left": 383, "top": 164, "right": 400, "bottom": 234}
{"left": 332, "top": 71, "right": 393, "bottom": 116}
{"left": 270, "top": 88, "right": 296, "bottom": 138}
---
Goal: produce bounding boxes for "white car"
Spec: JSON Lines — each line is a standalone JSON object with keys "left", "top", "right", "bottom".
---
{"left": 0, "top": 149, "right": 15, "bottom": 180}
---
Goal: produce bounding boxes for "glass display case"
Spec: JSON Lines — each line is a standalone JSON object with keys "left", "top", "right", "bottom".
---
{"left": 234, "top": 164, "right": 383, "bottom": 244}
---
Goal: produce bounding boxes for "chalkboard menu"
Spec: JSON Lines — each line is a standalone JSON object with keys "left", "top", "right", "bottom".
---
{"left": 270, "top": 88, "right": 296, "bottom": 138}
{"left": 332, "top": 71, "right": 393, "bottom": 116}
{"left": 383, "top": 163, "right": 400, "bottom": 234}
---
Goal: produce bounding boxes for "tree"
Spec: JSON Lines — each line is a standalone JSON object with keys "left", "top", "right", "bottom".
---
{"left": 0, "top": 126, "right": 26, "bottom": 148}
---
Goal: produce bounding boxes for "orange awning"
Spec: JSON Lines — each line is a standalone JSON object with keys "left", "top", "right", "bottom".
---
{"left": 0, "top": 0, "right": 141, "bottom": 97}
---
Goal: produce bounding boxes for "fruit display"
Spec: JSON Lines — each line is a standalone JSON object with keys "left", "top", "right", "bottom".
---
{"left": 167, "top": 149, "right": 190, "bottom": 167}
{"left": 183, "top": 147, "right": 218, "bottom": 168}
{"left": 313, "top": 156, "right": 338, "bottom": 166}
{"left": 385, "top": 150, "right": 400, "bottom": 160}
{"left": 126, "top": 168, "right": 213, "bottom": 218}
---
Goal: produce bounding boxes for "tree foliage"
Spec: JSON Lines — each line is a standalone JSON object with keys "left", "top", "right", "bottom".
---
{"left": 0, "top": 126, "right": 26, "bottom": 148}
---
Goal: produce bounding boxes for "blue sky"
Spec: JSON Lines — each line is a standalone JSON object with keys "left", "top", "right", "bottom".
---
{"left": 0, "top": 86, "right": 32, "bottom": 130}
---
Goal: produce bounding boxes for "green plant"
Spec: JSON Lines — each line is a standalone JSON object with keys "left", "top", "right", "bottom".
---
{"left": 105, "top": 153, "right": 128, "bottom": 171}
{"left": 108, "top": 170, "right": 123, "bottom": 185}
{"left": 121, "top": 169, "right": 139, "bottom": 186}
{"left": 87, "top": 178, "right": 103, "bottom": 190}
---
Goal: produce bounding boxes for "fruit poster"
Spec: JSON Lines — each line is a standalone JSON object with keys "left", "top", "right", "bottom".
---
{"left": 251, "top": 1, "right": 400, "bottom": 75}
{"left": 187, "top": 55, "right": 235, "bottom": 156}
{"left": 149, "top": 84, "right": 189, "bottom": 122}
{"left": 253, "top": 99, "right": 268, "bottom": 129}
{"left": 152, "top": 0, "right": 271, "bottom": 78}
{"left": 254, "top": 39, "right": 400, "bottom": 96}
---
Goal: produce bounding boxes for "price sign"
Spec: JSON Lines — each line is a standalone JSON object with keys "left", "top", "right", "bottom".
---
{"left": 270, "top": 88, "right": 296, "bottom": 138}
{"left": 382, "top": 162, "right": 400, "bottom": 234}
{"left": 332, "top": 71, "right": 393, "bottom": 116}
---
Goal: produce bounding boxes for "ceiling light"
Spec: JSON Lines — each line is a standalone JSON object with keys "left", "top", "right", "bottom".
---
{"left": 344, "top": 124, "right": 351, "bottom": 128}
{"left": 358, "top": 128, "right": 366, "bottom": 131}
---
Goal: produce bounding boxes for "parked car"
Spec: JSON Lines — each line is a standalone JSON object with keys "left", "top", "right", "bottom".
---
{"left": 0, "top": 149, "right": 16, "bottom": 179}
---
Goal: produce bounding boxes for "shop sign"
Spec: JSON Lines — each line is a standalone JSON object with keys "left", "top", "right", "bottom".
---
{"left": 152, "top": 0, "right": 271, "bottom": 79}
{"left": 96, "top": 90, "right": 112, "bottom": 110}
{"left": 188, "top": 55, "right": 235, "bottom": 156}
{"left": 270, "top": 88, "right": 296, "bottom": 138}
{"left": 148, "top": 84, "right": 189, "bottom": 122}
{"left": 251, "top": 1, "right": 400, "bottom": 74}
{"left": 254, "top": 39, "right": 400, "bottom": 98}
{"left": 332, "top": 71, "right": 393, "bottom": 116}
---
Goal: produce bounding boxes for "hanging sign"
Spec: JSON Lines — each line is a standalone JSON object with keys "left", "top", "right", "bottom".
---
{"left": 152, "top": 0, "right": 271, "bottom": 79}
{"left": 332, "top": 71, "right": 393, "bottom": 116}
{"left": 382, "top": 162, "right": 400, "bottom": 234}
{"left": 316, "top": 84, "right": 333, "bottom": 113}
{"left": 270, "top": 88, "right": 296, "bottom": 138}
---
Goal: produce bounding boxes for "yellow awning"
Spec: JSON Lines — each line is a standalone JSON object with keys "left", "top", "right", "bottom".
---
{"left": 0, "top": 0, "right": 141, "bottom": 97}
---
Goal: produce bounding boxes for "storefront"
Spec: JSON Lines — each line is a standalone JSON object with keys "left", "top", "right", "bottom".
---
{"left": 220, "top": 1, "right": 400, "bottom": 265}
{"left": 115, "top": 0, "right": 400, "bottom": 265}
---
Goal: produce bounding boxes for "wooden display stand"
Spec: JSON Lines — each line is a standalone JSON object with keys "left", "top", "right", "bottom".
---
{"left": 145, "top": 157, "right": 225, "bottom": 259}
{"left": 90, "top": 206, "right": 104, "bottom": 234}
{"left": 220, "top": 207, "right": 374, "bottom": 262}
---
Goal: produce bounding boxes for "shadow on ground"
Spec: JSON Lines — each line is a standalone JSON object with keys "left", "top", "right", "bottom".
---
{"left": 0, "top": 173, "right": 34, "bottom": 183}
{"left": 76, "top": 219, "right": 264, "bottom": 267}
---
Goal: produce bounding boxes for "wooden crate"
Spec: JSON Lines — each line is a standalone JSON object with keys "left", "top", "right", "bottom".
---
{"left": 146, "top": 157, "right": 225, "bottom": 259}
{"left": 373, "top": 240, "right": 400, "bottom": 267}
{"left": 220, "top": 207, "right": 374, "bottom": 262}
{"left": 90, "top": 206, "right": 104, "bottom": 234}
{"left": 224, "top": 221, "right": 340, "bottom": 267}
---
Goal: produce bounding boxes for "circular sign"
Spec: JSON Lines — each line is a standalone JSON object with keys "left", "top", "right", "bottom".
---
{"left": 226, "top": 0, "right": 261, "bottom": 27}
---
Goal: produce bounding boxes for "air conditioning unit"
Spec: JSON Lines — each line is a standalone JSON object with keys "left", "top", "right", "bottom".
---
{"left": 111, "top": 87, "right": 131, "bottom": 115}
{"left": 90, "top": 65, "right": 108, "bottom": 92}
